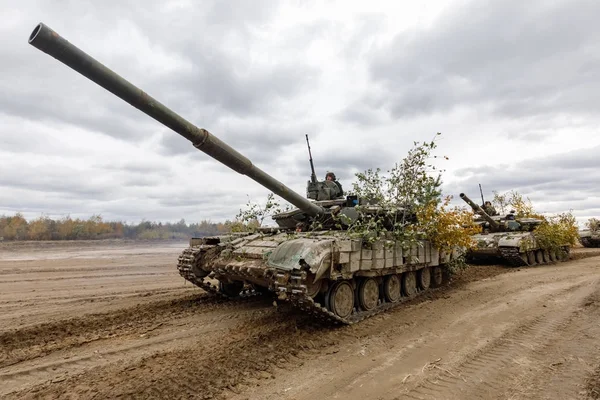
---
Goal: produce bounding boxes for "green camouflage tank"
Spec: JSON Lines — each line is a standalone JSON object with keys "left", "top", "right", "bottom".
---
{"left": 460, "top": 193, "right": 570, "bottom": 267}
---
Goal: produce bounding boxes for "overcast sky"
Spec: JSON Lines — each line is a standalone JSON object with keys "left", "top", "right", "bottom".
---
{"left": 1, "top": 0, "right": 599, "bottom": 226}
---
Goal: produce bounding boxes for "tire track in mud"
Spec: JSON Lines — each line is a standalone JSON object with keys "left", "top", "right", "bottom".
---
{"left": 3, "top": 279, "right": 471, "bottom": 400}
{"left": 23, "top": 263, "right": 579, "bottom": 400}
{"left": 507, "top": 294, "right": 600, "bottom": 400}
{"left": 586, "top": 365, "right": 600, "bottom": 400}
{"left": 0, "top": 292, "right": 274, "bottom": 369}
{"left": 401, "top": 280, "right": 600, "bottom": 400}
{"left": 0, "top": 266, "right": 148, "bottom": 275}
{"left": 0, "top": 306, "right": 278, "bottom": 398}
{"left": 0, "top": 286, "right": 189, "bottom": 307}
{"left": 4, "top": 309, "right": 335, "bottom": 400}
{"left": 0, "top": 271, "right": 172, "bottom": 283}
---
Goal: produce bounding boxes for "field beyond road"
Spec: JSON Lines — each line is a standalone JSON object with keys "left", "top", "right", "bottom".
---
{"left": 1, "top": 240, "right": 600, "bottom": 399}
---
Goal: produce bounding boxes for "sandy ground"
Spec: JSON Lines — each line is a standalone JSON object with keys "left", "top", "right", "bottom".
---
{"left": 1, "top": 240, "right": 600, "bottom": 399}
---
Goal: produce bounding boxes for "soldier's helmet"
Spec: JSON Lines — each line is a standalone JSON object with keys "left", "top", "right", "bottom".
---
{"left": 325, "top": 172, "right": 336, "bottom": 181}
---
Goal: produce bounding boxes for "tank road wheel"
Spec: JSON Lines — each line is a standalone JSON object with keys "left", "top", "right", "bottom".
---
{"left": 559, "top": 247, "right": 570, "bottom": 261}
{"left": 417, "top": 267, "right": 431, "bottom": 290}
{"left": 358, "top": 278, "right": 380, "bottom": 311}
{"left": 549, "top": 249, "right": 558, "bottom": 262}
{"left": 535, "top": 250, "right": 544, "bottom": 264}
{"left": 527, "top": 251, "right": 537, "bottom": 266}
{"left": 328, "top": 281, "right": 355, "bottom": 319}
{"left": 383, "top": 274, "right": 401, "bottom": 303}
{"left": 252, "top": 284, "right": 271, "bottom": 295}
{"left": 542, "top": 250, "right": 550, "bottom": 263}
{"left": 402, "top": 271, "right": 418, "bottom": 297}
{"left": 192, "top": 265, "right": 210, "bottom": 279}
{"left": 219, "top": 281, "right": 244, "bottom": 297}
{"left": 306, "top": 276, "right": 323, "bottom": 299}
{"left": 431, "top": 266, "right": 444, "bottom": 288}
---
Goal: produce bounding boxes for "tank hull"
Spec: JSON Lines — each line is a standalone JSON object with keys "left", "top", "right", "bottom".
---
{"left": 177, "top": 230, "right": 459, "bottom": 324}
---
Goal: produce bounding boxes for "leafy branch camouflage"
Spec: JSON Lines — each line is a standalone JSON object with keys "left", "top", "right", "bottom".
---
{"left": 234, "top": 193, "right": 291, "bottom": 232}
{"left": 339, "top": 133, "right": 479, "bottom": 258}
{"left": 492, "top": 190, "right": 579, "bottom": 252}
{"left": 586, "top": 218, "right": 600, "bottom": 232}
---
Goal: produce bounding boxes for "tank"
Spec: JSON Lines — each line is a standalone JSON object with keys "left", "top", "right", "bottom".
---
{"left": 578, "top": 228, "right": 600, "bottom": 248}
{"left": 459, "top": 193, "right": 571, "bottom": 266}
{"left": 28, "top": 22, "right": 462, "bottom": 324}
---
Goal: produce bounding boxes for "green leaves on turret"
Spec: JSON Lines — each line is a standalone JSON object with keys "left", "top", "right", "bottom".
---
{"left": 341, "top": 133, "right": 479, "bottom": 258}
{"left": 586, "top": 218, "right": 600, "bottom": 232}
{"left": 492, "top": 189, "right": 579, "bottom": 252}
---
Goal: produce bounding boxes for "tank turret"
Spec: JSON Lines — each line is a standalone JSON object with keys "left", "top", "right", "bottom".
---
{"left": 459, "top": 193, "right": 501, "bottom": 230}
{"left": 28, "top": 23, "right": 327, "bottom": 222}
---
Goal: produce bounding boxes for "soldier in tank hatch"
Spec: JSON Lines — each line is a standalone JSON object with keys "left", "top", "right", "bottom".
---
{"left": 325, "top": 172, "right": 344, "bottom": 197}
{"left": 483, "top": 201, "right": 498, "bottom": 216}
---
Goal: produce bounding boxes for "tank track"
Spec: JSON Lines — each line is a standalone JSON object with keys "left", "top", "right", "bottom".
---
{"left": 581, "top": 237, "right": 600, "bottom": 248}
{"left": 177, "top": 247, "right": 260, "bottom": 299}
{"left": 276, "top": 270, "right": 446, "bottom": 325}
{"left": 498, "top": 247, "right": 527, "bottom": 267}
{"left": 498, "top": 246, "right": 570, "bottom": 268}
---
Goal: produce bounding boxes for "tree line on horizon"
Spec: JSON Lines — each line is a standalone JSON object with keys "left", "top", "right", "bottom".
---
{"left": 0, "top": 213, "right": 249, "bottom": 241}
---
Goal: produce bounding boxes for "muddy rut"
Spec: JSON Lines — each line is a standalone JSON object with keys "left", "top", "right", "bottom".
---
{"left": 1, "top": 241, "right": 600, "bottom": 399}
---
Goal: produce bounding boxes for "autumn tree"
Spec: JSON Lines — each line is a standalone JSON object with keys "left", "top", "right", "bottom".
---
{"left": 2, "top": 213, "right": 28, "bottom": 240}
{"left": 28, "top": 216, "right": 52, "bottom": 240}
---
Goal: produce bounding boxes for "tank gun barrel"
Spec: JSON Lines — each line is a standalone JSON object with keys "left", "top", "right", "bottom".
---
{"left": 28, "top": 23, "right": 324, "bottom": 218}
{"left": 459, "top": 193, "right": 500, "bottom": 229}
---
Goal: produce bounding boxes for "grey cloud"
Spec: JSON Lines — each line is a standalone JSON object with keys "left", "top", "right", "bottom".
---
{"left": 338, "top": 103, "right": 387, "bottom": 127}
{"left": 159, "top": 195, "right": 234, "bottom": 208}
{"left": 355, "top": 0, "right": 600, "bottom": 122}
{"left": 96, "top": 159, "right": 172, "bottom": 175}
{"left": 157, "top": 118, "right": 316, "bottom": 165}
{"left": 0, "top": 169, "right": 110, "bottom": 199}
{"left": 444, "top": 145, "right": 600, "bottom": 215}
{"left": 85, "top": 188, "right": 250, "bottom": 223}
{"left": 0, "top": 177, "right": 251, "bottom": 224}
{"left": 167, "top": 56, "right": 317, "bottom": 117}
{"left": 121, "top": 177, "right": 163, "bottom": 188}
{"left": 0, "top": 155, "right": 176, "bottom": 201}
{"left": 290, "top": 144, "right": 398, "bottom": 184}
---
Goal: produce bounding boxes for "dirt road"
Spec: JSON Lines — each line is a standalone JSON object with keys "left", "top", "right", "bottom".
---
{"left": 1, "top": 241, "right": 600, "bottom": 399}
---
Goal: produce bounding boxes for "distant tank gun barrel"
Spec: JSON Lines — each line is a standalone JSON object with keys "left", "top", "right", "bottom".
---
{"left": 459, "top": 193, "right": 500, "bottom": 229}
{"left": 28, "top": 22, "right": 324, "bottom": 217}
